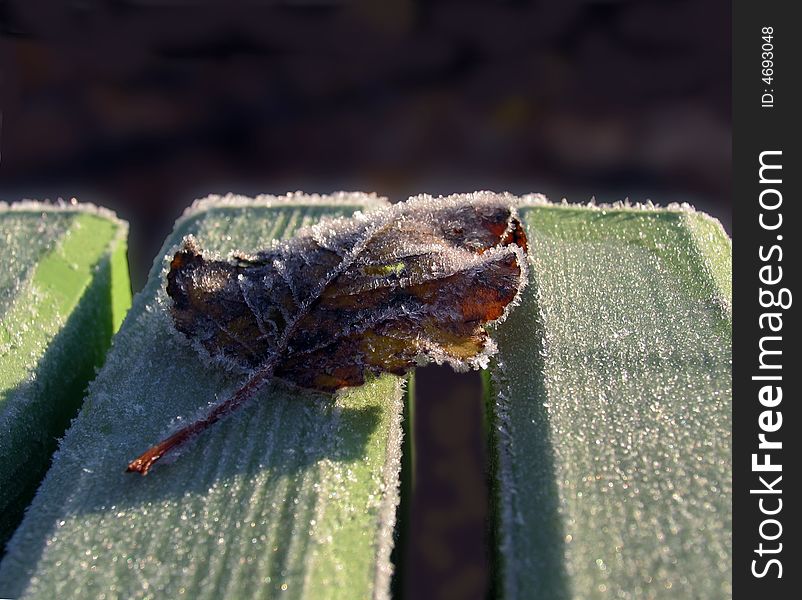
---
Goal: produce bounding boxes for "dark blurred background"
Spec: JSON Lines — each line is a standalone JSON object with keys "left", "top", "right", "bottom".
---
{"left": 1, "top": 1, "right": 730, "bottom": 598}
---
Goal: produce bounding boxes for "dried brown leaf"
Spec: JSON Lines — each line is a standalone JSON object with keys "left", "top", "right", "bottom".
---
{"left": 128, "top": 193, "right": 528, "bottom": 474}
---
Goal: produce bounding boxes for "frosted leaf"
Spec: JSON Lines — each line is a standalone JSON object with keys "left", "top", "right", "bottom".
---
{"left": 129, "top": 193, "right": 528, "bottom": 474}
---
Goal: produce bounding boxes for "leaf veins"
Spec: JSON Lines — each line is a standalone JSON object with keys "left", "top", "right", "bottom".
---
{"left": 128, "top": 194, "right": 528, "bottom": 474}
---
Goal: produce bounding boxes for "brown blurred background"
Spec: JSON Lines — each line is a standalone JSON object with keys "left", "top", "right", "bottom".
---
{"left": 1, "top": 1, "right": 730, "bottom": 599}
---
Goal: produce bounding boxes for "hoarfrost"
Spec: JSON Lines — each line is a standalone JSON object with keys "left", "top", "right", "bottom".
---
{"left": 167, "top": 192, "right": 529, "bottom": 392}
{"left": 490, "top": 204, "right": 732, "bottom": 599}
{"left": 0, "top": 193, "right": 408, "bottom": 600}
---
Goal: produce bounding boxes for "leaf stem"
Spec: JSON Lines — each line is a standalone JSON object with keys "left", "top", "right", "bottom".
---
{"left": 126, "top": 360, "right": 276, "bottom": 475}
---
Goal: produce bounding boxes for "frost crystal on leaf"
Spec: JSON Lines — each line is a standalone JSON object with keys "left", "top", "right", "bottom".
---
{"left": 169, "top": 193, "right": 528, "bottom": 389}
{"left": 129, "top": 193, "right": 528, "bottom": 473}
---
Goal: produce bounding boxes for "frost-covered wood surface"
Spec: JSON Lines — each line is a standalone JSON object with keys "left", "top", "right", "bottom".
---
{"left": 0, "top": 203, "right": 130, "bottom": 550}
{"left": 1, "top": 193, "right": 733, "bottom": 600}
{"left": 0, "top": 194, "right": 406, "bottom": 600}
{"left": 490, "top": 201, "right": 731, "bottom": 599}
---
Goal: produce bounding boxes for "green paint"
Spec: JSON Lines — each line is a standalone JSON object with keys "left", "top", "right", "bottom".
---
{"left": 0, "top": 213, "right": 73, "bottom": 318}
{"left": 0, "top": 197, "right": 404, "bottom": 600}
{"left": 489, "top": 204, "right": 731, "bottom": 599}
{"left": 390, "top": 372, "right": 415, "bottom": 600}
{"left": 0, "top": 209, "right": 131, "bottom": 551}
